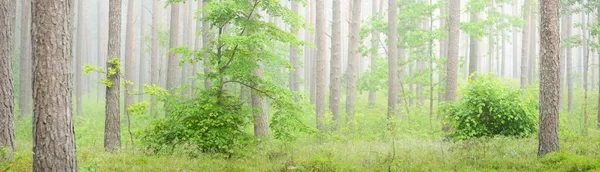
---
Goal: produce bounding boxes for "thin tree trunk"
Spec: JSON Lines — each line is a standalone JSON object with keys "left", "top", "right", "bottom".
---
{"left": 468, "top": 11, "right": 480, "bottom": 78}
{"left": 252, "top": 62, "right": 269, "bottom": 138}
{"left": 202, "top": 1, "right": 212, "bottom": 88}
{"left": 513, "top": 0, "right": 519, "bottom": 78}
{"left": 289, "top": 1, "right": 300, "bottom": 102}
{"left": 315, "top": 0, "right": 327, "bottom": 132}
{"left": 0, "top": 0, "right": 16, "bottom": 157}
{"left": 75, "top": 0, "right": 84, "bottom": 117}
{"left": 330, "top": 0, "right": 342, "bottom": 130}
{"left": 520, "top": 0, "right": 531, "bottom": 89}
{"left": 582, "top": 10, "right": 589, "bottom": 135}
{"left": 139, "top": 0, "right": 147, "bottom": 101}
{"left": 566, "top": 11, "right": 573, "bottom": 114}
{"left": 150, "top": 0, "right": 160, "bottom": 111}
{"left": 388, "top": 0, "right": 399, "bottom": 121}
{"left": 18, "top": 0, "right": 32, "bottom": 119}
{"left": 32, "top": 0, "right": 78, "bottom": 169}
{"left": 346, "top": 0, "right": 362, "bottom": 122}
{"left": 538, "top": 0, "right": 560, "bottom": 157}
{"left": 446, "top": 0, "right": 460, "bottom": 102}
{"left": 105, "top": 0, "right": 122, "bottom": 153}
{"left": 166, "top": 2, "right": 180, "bottom": 114}
{"left": 124, "top": 0, "right": 136, "bottom": 119}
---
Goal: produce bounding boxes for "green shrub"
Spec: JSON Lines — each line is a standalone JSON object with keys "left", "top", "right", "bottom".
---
{"left": 141, "top": 89, "right": 252, "bottom": 156}
{"left": 443, "top": 74, "right": 537, "bottom": 140}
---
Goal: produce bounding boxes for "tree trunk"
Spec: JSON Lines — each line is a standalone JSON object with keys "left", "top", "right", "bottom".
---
{"left": 388, "top": 0, "right": 399, "bottom": 120}
{"left": 520, "top": 0, "right": 531, "bottom": 89}
{"left": 166, "top": 2, "right": 180, "bottom": 115}
{"left": 315, "top": 0, "right": 327, "bottom": 132}
{"left": 18, "top": 0, "right": 32, "bottom": 119}
{"left": 445, "top": 0, "right": 460, "bottom": 102}
{"left": 513, "top": 0, "right": 519, "bottom": 78}
{"left": 139, "top": 0, "right": 147, "bottom": 101}
{"left": 202, "top": 1, "right": 212, "bottom": 88}
{"left": 439, "top": 5, "right": 447, "bottom": 103}
{"left": 597, "top": 7, "right": 600, "bottom": 129}
{"left": 32, "top": 0, "right": 78, "bottom": 169}
{"left": 181, "top": 2, "right": 189, "bottom": 91}
{"left": 346, "top": 0, "right": 362, "bottom": 123}
{"left": 582, "top": 11, "right": 589, "bottom": 135}
{"left": 97, "top": 0, "right": 106, "bottom": 104}
{"left": 105, "top": 0, "right": 122, "bottom": 153}
{"left": 368, "top": 1, "right": 380, "bottom": 107}
{"left": 150, "top": 0, "right": 160, "bottom": 110}
{"left": 124, "top": 0, "right": 136, "bottom": 119}
{"left": 252, "top": 63, "right": 269, "bottom": 138}
{"left": 289, "top": 1, "right": 300, "bottom": 100}
{"left": 330, "top": 0, "right": 342, "bottom": 130}
{"left": 0, "top": 0, "right": 16, "bottom": 157}
{"left": 468, "top": 11, "right": 480, "bottom": 78}
{"left": 538, "top": 0, "right": 560, "bottom": 157}
{"left": 565, "top": 11, "right": 573, "bottom": 114}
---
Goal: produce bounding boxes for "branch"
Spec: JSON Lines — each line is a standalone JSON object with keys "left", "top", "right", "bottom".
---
{"left": 223, "top": 80, "right": 277, "bottom": 101}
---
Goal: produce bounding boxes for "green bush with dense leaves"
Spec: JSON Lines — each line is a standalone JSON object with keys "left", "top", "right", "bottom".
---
{"left": 444, "top": 74, "right": 537, "bottom": 140}
{"left": 141, "top": 89, "right": 252, "bottom": 156}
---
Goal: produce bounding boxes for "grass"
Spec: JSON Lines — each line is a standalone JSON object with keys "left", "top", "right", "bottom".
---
{"left": 2, "top": 90, "right": 600, "bottom": 172}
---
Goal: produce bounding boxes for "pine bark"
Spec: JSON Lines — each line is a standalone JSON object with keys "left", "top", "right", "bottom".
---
{"left": 538, "top": 0, "right": 560, "bottom": 157}
{"left": 32, "top": 0, "right": 78, "bottom": 169}
{"left": 388, "top": 0, "right": 399, "bottom": 120}
{"left": 18, "top": 0, "right": 32, "bottom": 119}
{"left": 0, "top": 0, "right": 16, "bottom": 157}
{"left": 330, "top": 0, "right": 342, "bottom": 130}
{"left": 445, "top": 0, "right": 460, "bottom": 102}
{"left": 346, "top": 0, "right": 362, "bottom": 122}
{"left": 105, "top": 0, "right": 122, "bottom": 153}
{"left": 315, "top": 0, "right": 327, "bottom": 132}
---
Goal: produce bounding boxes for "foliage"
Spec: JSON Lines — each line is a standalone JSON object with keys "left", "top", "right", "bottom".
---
{"left": 443, "top": 75, "right": 538, "bottom": 140}
{"left": 142, "top": 89, "right": 252, "bottom": 156}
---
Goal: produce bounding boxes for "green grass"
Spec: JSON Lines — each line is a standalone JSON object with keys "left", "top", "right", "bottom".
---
{"left": 2, "top": 91, "right": 600, "bottom": 172}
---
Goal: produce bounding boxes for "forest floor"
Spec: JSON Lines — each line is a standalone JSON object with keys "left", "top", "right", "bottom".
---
{"left": 2, "top": 93, "right": 600, "bottom": 172}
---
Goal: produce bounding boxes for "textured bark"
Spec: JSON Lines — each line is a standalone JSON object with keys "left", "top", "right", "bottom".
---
{"left": 18, "top": 0, "right": 32, "bottom": 119}
{"left": 32, "top": 0, "right": 78, "bottom": 170}
{"left": 330, "top": 0, "right": 341, "bottom": 130}
{"left": 202, "top": 1, "right": 212, "bottom": 88}
{"left": 74, "top": 0, "right": 84, "bottom": 118}
{"left": 315, "top": 0, "right": 327, "bottom": 132}
{"left": 252, "top": 63, "right": 269, "bottom": 138}
{"left": 520, "top": 0, "right": 531, "bottom": 89}
{"left": 290, "top": 1, "right": 300, "bottom": 102}
{"left": 0, "top": 0, "right": 16, "bottom": 157}
{"left": 468, "top": 11, "right": 480, "bottom": 78}
{"left": 538, "top": 0, "right": 560, "bottom": 157}
{"left": 445, "top": 0, "right": 460, "bottom": 102}
{"left": 124, "top": 0, "right": 136, "bottom": 119}
{"left": 150, "top": 0, "right": 160, "bottom": 110}
{"left": 388, "top": 0, "right": 398, "bottom": 120}
{"left": 166, "top": 2, "right": 180, "bottom": 116}
{"left": 105, "top": 0, "right": 122, "bottom": 153}
{"left": 346, "top": 0, "right": 362, "bottom": 122}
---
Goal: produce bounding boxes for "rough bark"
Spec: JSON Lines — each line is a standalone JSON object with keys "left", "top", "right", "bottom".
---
{"left": 538, "top": 0, "right": 560, "bottom": 157}
{"left": 520, "top": 0, "right": 531, "bottom": 89}
{"left": 105, "top": 0, "right": 122, "bottom": 153}
{"left": 150, "top": 0, "right": 160, "bottom": 110}
{"left": 32, "top": 0, "right": 78, "bottom": 170}
{"left": 445, "top": 0, "right": 460, "bottom": 102}
{"left": 468, "top": 11, "right": 480, "bottom": 78}
{"left": 315, "top": 0, "right": 327, "bottom": 132}
{"left": 330, "top": 0, "right": 342, "bottom": 130}
{"left": 124, "top": 0, "right": 136, "bottom": 119}
{"left": 18, "top": 0, "right": 32, "bottom": 119}
{"left": 388, "top": 0, "right": 399, "bottom": 120}
{"left": 346, "top": 0, "right": 362, "bottom": 122}
{"left": 0, "top": 0, "right": 16, "bottom": 157}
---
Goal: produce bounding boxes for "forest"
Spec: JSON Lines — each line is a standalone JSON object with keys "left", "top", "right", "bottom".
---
{"left": 0, "top": 0, "right": 599, "bottom": 171}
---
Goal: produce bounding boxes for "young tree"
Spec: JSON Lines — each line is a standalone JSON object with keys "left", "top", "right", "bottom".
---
{"left": 124, "top": 0, "right": 136, "bottom": 118}
{"left": 538, "top": 0, "right": 560, "bottom": 157}
{"left": 105, "top": 0, "right": 122, "bottom": 153}
{"left": 32, "top": 0, "right": 78, "bottom": 169}
{"left": 0, "top": 0, "right": 16, "bottom": 157}
{"left": 446, "top": 0, "right": 460, "bottom": 102}
{"left": 315, "top": 0, "right": 327, "bottom": 132}
{"left": 330, "top": 0, "right": 342, "bottom": 130}
{"left": 19, "top": 0, "right": 32, "bottom": 119}
{"left": 388, "top": 0, "right": 399, "bottom": 120}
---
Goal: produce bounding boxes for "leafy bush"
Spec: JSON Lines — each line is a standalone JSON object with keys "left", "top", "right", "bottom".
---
{"left": 141, "top": 89, "right": 252, "bottom": 156}
{"left": 443, "top": 74, "right": 537, "bottom": 140}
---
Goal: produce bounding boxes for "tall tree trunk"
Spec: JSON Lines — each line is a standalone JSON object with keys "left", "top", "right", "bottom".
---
{"left": 513, "top": 0, "right": 519, "bottom": 78}
{"left": 582, "top": 10, "right": 589, "bottom": 135}
{"left": 18, "top": 0, "right": 32, "bottom": 119}
{"left": 0, "top": 0, "right": 16, "bottom": 157}
{"left": 97, "top": 0, "right": 105, "bottom": 103}
{"left": 150, "top": 0, "right": 160, "bottom": 111}
{"left": 468, "top": 11, "right": 480, "bottom": 78}
{"left": 125, "top": 0, "right": 136, "bottom": 119}
{"left": 252, "top": 63, "right": 269, "bottom": 138}
{"left": 193, "top": 0, "right": 202, "bottom": 91}
{"left": 105, "top": 0, "right": 122, "bottom": 153}
{"left": 520, "top": 0, "right": 531, "bottom": 89}
{"left": 501, "top": 4, "right": 507, "bottom": 77}
{"left": 181, "top": 2, "right": 189, "bottom": 91}
{"left": 445, "top": 0, "right": 460, "bottom": 102}
{"left": 388, "top": 0, "right": 399, "bottom": 120}
{"left": 439, "top": 5, "right": 447, "bottom": 103}
{"left": 167, "top": 2, "right": 180, "bottom": 113}
{"left": 529, "top": 14, "right": 537, "bottom": 83}
{"left": 139, "top": 0, "right": 147, "bottom": 101}
{"left": 310, "top": 0, "right": 316, "bottom": 105}
{"left": 202, "top": 1, "right": 212, "bottom": 88}
{"left": 75, "top": 0, "right": 84, "bottom": 117}
{"left": 346, "top": 0, "right": 362, "bottom": 123}
{"left": 538, "top": 0, "right": 560, "bottom": 157}
{"left": 32, "top": 0, "right": 78, "bottom": 169}
{"left": 565, "top": 11, "right": 573, "bottom": 114}
{"left": 330, "top": 0, "right": 342, "bottom": 130}
{"left": 289, "top": 1, "right": 300, "bottom": 102}
{"left": 597, "top": 7, "right": 600, "bottom": 129}
{"left": 315, "top": 0, "right": 327, "bottom": 132}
